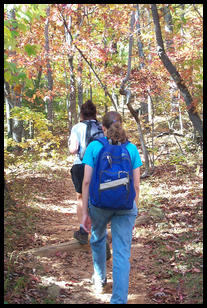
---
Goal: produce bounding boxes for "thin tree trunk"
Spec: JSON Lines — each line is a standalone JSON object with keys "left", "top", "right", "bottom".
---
{"left": 4, "top": 82, "right": 13, "bottom": 138}
{"left": 151, "top": 4, "right": 203, "bottom": 139}
{"left": 136, "top": 4, "right": 145, "bottom": 69}
{"left": 63, "top": 46, "right": 71, "bottom": 128}
{"left": 163, "top": 4, "right": 183, "bottom": 135}
{"left": 58, "top": 6, "right": 117, "bottom": 110}
{"left": 127, "top": 96, "right": 151, "bottom": 178}
{"left": 5, "top": 7, "right": 23, "bottom": 143}
{"left": 45, "top": 5, "right": 53, "bottom": 125}
{"left": 68, "top": 52, "right": 77, "bottom": 125}
{"left": 89, "top": 68, "right": 93, "bottom": 101}
{"left": 64, "top": 12, "right": 77, "bottom": 127}
{"left": 136, "top": 5, "right": 153, "bottom": 125}
{"left": 119, "top": 7, "right": 151, "bottom": 177}
{"left": 119, "top": 10, "right": 135, "bottom": 96}
{"left": 77, "top": 4, "right": 84, "bottom": 111}
{"left": 77, "top": 54, "right": 83, "bottom": 111}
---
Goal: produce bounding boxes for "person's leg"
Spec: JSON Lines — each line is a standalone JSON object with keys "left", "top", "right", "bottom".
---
{"left": 73, "top": 191, "right": 88, "bottom": 244}
{"left": 89, "top": 205, "right": 113, "bottom": 286}
{"left": 110, "top": 204, "right": 137, "bottom": 304}
{"left": 76, "top": 192, "right": 83, "bottom": 224}
{"left": 71, "top": 164, "right": 88, "bottom": 244}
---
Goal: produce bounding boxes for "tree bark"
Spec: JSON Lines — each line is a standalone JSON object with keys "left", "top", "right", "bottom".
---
{"left": 136, "top": 4, "right": 152, "bottom": 125}
{"left": 65, "top": 14, "right": 77, "bottom": 127}
{"left": 5, "top": 7, "right": 23, "bottom": 143}
{"left": 68, "top": 53, "right": 77, "bottom": 126}
{"left": 136, "top": 4, "right": 145, "bottom": 69}
{"left": 119, "top": 8, "right": 151, "bottom": 177}
{"left": 45, "top": 5, "right": 53, "bottom": 125}
{"left": 151, "top": 4, "right": 203, "bottom": 139}
{"left": 77, "top": 54, "right": 83, "bottom": 111}
{"left": 163, "top": 4, "right": 183, "bottom": 135}
{"left": 127, "top": 96, "right": 151, "bottom": 178}
{"left": 119, "top": 10, "right": 135, "bottom": 96}
{"left": 4, "top": 81, "right": 13, "bottom": 138}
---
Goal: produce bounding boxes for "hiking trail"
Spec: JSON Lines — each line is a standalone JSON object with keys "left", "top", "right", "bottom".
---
{"left": 5, "top": 155, "right": 203, "bottom": 304}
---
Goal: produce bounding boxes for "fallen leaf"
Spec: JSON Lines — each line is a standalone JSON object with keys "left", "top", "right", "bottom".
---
{"left": 165, "top": 245, "right": 174, "bottom": 251}
{"left": 192, "top": 268, "right": 201, "bottom": 273}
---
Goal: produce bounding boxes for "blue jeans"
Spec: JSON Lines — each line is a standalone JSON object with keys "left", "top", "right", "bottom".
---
{"left": 88, "top": 201, "right": 138, "bottom": 304}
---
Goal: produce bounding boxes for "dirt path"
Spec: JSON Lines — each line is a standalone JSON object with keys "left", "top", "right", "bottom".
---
{"left": 22, "top": 231, "right": 150, "bottom": 304}
{"left": 5, "top": 160, "right": 152, "bottom": 304}
{"left": 5, "top": 157, "right": 203, "bottom": 304}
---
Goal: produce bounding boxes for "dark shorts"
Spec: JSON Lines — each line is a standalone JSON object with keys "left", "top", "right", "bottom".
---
{"left": 70, "top": 164, "right": 85, "bottom": 194}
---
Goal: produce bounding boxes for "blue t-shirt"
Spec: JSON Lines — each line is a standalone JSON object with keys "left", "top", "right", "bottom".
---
{"left": 82, "top": 138, "right": 142, "bottom": 169}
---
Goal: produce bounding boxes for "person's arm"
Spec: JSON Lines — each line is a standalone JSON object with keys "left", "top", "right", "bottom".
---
{"left": 81, "top": 164, "right": 93, "bottom": 233}
{"left": 69, "top": 136, "right": 79, "bottom": 154}
{"left": 133, "top": 167, "right": 140, "bottom": 205}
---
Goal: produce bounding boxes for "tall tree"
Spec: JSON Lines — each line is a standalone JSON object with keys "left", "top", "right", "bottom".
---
{"left": 44, "top": 5, "right": 54, "bottom": 125}
{"left": 4, "top": 6, "right": 23, "bottom": 143}
{"left": 76, "top": 4, "right": 84, "bottom": 110}
{"left": 120, "top": 6, "right": 151, "bottom": 177}
{"left": 66, "top": 13, "right": 78, "bottom": 126}
{"left": 58, "top": 4, "right": 117, "bottom": 110}
{"left": 151, "top": 4, "right": 203, "bottom": 139}
{"left": 135, "top": 4, "right": 152, "bottom": 124}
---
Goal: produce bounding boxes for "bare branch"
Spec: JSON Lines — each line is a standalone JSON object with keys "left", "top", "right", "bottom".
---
{"left": 57, "top": 4, "right": 117, "bottom": 109}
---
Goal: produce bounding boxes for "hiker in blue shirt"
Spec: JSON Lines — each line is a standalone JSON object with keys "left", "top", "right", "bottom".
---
{"left": 81, "top": 111, "right": 142, "bottom": 304}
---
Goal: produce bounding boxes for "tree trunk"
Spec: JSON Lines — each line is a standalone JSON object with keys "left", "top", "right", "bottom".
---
{"left": 136, "top": 4, "right": 145, "bottom": 69}
{"left": 151, "top": 4, "right": 203, "bottom": 139}
{"left": 127, "top": 96, "right": 151, "bottom": 178}
{"left": 136, "top": 5, "right": 153, "bottom": 125}
{"left": 163, "top": 4, "right": 183, "bottom": 134}
{"left": 5, "top": 7, "right": 23, "bottom": 143}
{"left": 64, "top": 12, "right": 77, "bottom": 127}
{"left": 63, "top": 56, "right": 71, "bottom": 129}
{"left": 163, "top": 4, "right": 174, "bottom": 51}
{"left": 77, "top": 54, "right": 83, "bottom": 112}
{"left": 58, "top": 6, "right": 117, "bottom": 110}
{"left": 4, "top": 82, "right": 13, "bottom": 138}
{"left": 119, "top": 7, "right": 151, "bottom": 177}
{"left": 68, "top": 53, "right": 77, "bottom": 126}
{"left": 45, "top": 5, "right": 53, "bottom": 125}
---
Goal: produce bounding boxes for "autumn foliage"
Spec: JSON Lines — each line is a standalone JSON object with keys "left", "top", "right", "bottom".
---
{"left": 4, "top": 4, "right": 203, "bottom": 305}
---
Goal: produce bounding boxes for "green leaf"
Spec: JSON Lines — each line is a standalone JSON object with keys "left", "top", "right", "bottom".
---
{"left": 4, "top": 71, "right": 12, "bottom": 82}
{"left": 18, "top": 72, "right": 27, "bottom": 80}
{"left": 6, "top": 62, "right": 17, "bottom": 73}
{"left": 11, "top": 30, "right": 19, "bottom": 38}
{"left": 25, "top": 44, "right": 37, "bottom": 56}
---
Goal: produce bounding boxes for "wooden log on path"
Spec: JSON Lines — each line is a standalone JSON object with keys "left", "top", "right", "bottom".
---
{"left": 22, "top": 239, "right": 90, "bottom": 257}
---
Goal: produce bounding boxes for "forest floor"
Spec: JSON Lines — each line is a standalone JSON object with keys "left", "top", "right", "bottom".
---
{"left": 4, "top": 136, "right": 203, "bottom": 304}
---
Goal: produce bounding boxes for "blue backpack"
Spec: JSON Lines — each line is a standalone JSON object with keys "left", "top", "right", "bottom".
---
{"left": 89, "top": 137, "right": 136, "bottom": 210}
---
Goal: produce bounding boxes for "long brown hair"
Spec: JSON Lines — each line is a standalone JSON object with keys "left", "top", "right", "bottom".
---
{"left": 102, "top": 111, "right": 127, "bottom": 144}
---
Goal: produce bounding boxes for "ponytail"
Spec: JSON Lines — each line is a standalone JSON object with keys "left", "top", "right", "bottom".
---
{"left": 102, "top": 111, "right": 127, "bottom": 144}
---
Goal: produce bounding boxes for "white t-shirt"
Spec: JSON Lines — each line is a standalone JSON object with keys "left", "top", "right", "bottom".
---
{"left": 68, "top": 122, "right": 88, "bottom": 165}
{"left": 68, "top": 120, "right": 103, "bottom": 165}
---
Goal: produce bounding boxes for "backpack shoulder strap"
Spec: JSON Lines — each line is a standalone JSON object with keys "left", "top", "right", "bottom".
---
{"left": 121, "top": 140, "right": 130, "bottom": 147}
{"left": 96, "top": 137, "right": 108, "bottom": 146}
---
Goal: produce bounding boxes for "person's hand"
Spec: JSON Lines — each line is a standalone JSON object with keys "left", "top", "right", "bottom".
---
{"left": 82, "top": 213, "right": 91, "bottom": 234}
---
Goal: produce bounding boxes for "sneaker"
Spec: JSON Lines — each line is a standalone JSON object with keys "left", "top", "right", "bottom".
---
{"left": 106, "top": 240, "right": 111, "bottom": 261}
{"left": 74, "top": 227, "right": 88, "bottom": 245}
{"left": 91, "top": 274, "right": 107, "bottom": 293}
